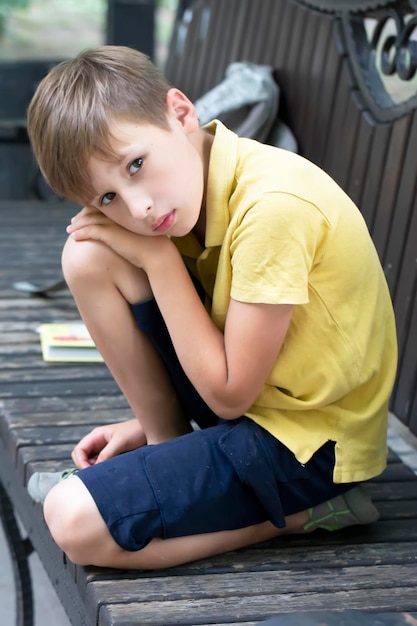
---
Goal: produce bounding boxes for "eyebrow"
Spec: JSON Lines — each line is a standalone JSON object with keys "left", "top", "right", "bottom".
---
{"left": 94, "top": 136, "right": 132, "bottom": 164}
{"left": 113, "top": 151, "right": 128, "bottom": 164}
{"left": 95, "top": 150, "right": 126, "bottom": 165}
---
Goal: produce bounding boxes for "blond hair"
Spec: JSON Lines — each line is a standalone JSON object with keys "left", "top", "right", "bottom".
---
{"left": 27, "top": 46, "right": 172, "bottom": 203}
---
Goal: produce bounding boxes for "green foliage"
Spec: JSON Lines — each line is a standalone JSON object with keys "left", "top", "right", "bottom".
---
{"left": 156, "top": 0, "right": 177, "bottom": 9}
{"left": 0, "top": 0, "right": 30, "bottom": 38}
{"left": 0, "top": 0, "right": 176, "bottom": 63}
{"left": 0, "top": 0, "right": 30, "bottom": 11}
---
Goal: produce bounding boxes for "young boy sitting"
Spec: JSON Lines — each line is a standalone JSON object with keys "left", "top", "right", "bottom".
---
{"left": 26, "top": 46, "right": 397, "bottom": 570}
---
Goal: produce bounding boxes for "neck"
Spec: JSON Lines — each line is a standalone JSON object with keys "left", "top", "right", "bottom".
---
{"left": 193, "top": 205, "right": 206, "bottom": 246}
{"left": 192, "top": 128, "right": 214, "bottom": 246}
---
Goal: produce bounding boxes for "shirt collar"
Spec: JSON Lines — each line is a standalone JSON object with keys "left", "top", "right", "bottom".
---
{"left": 204, "top": 120, "right": 239, "bottom": 247}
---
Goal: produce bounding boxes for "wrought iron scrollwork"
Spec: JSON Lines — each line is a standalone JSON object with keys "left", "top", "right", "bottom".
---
{"left": 341, "top": 1, "right": 417, "bottom": 120}
{"left": 375, "top": 9, "right": 417, "bottom": 80}
{"left": 294, "top": 0, "right": 417, "bottom": 120}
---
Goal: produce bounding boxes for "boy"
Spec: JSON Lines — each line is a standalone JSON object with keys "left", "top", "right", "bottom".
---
{"left": 27, "top": 46, "right": 397, "bottom": 570}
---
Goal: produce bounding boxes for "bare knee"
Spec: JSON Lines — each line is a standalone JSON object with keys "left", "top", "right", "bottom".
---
{"left": 62, "top": 236, "right": 117, "bottom": 288}
{"left": 61, "top": 236, "right": 152, "bottom": 303}
{"left": 44, "top": 475, "right": 108, "bottom": 565}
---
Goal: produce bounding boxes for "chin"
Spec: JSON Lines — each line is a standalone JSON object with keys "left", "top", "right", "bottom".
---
{"left": 172, "top": 223, "right": 194, "bottom": 238}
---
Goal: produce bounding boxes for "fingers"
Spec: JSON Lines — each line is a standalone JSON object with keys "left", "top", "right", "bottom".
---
{"left": 72, "top": 428, "right": 109, "bottom": 469}
{"left": 68, "top": 212, "right": 109, "bottom": 231}
{"left": 95, "top": 436, "right": 124, "bottom": 464}
{"left": 71, "top": 420, "right": 147, "bottom": 469}
{"left": 67, "top": 223, "right": 106, "bottom": 242}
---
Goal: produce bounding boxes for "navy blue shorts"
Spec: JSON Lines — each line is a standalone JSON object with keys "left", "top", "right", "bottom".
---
{"left": 77, "top": 298, "right": 353, "bottom": 551}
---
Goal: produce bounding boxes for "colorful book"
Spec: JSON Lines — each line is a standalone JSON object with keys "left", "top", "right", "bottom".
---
{"left": 39, "top": 322, "right": 104, "bottom": 362}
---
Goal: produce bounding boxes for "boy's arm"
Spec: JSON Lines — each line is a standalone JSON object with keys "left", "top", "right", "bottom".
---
{"left": 67, "top": 220, "right": 292, "bottom": 419}
{"left": 61, "top": 232, "right": 192, "bottom": 450}
{"left": 143, "top": 239, "right": 293, "bottom": 418}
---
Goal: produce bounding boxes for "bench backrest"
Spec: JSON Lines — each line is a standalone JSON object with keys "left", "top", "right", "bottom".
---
{"left": 165, "top": 0, "right": 417, "bottom": 435}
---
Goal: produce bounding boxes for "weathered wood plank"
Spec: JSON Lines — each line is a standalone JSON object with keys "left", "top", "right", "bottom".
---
{"left": 0, "top": 377, "right": 120, "bottom": 399}
{"left": 372, "top": 116, "right": 411, "bottom": 270}
{"left": 297, "top": 15, "right": 334, "bottom": 162}
{"left": 345, "top": 110, "right": 375, "bottom": 211}
{"left": 242, "top": 611, "right": 417, "bottom": 626}
{"left": 96, "top": 586, "right": 417, "bottom": 626}
{"left": 86, "top": 563, "right": 417, "bottom": 603}
{"left": 85, "top": 565, "right": 417, "bottom": 626}
{"left": 1, "top": 393, "right": 129, "bottom": 415}
{"left": 1, "top": 407, "right": 133, "bottom": 428}
{"left": 365, "top": 481, "right": 417, "bottom": 501}
{"left": 0, "top": 365, "right": 112, "bottom": 385}
{"left": 371, "top": 461, "right": 417, "bottom": 481}
{"left": 384, "top": 111, "right": 417, "bottom": 297}
{"left": 81, "top": 541, "right": 417, "bottom": 582}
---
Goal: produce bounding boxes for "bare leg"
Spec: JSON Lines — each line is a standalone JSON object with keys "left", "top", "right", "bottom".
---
{"left": 62, "top": 237, "right": 192, "bottom": 443}
{"left": 44, "top": 475, "right": 309, "bottom": 569}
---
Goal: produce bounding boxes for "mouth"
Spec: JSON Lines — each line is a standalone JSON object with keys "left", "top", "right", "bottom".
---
{"left": 152, "top": 210, "right": 176, "bottom": 233}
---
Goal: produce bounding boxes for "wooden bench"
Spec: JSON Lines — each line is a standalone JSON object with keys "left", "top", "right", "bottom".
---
{"left": 1, "top": 1, "right": 417, "bottom": 624}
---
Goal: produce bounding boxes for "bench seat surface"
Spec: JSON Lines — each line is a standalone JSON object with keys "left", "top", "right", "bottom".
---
{"left": 1, "top": 201, "right": 417, "bottom": 625}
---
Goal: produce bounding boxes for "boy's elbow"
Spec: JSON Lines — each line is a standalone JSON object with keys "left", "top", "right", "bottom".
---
{"left": 208, "top": 393, "right": 252, "bottom": 421}
{"left": 217, "top": 408, "right": 246, "bottom": 420}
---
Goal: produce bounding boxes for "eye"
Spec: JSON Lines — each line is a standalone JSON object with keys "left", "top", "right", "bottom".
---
{"left": 101, "top": 192, "right": 116, "bottom": 206}
{"left": 128, "top": 157, "right": 143, "bottom": 175}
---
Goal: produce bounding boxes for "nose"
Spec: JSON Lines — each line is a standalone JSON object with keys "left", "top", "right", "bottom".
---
{"left": 122, "top": 188, "right": 152, "bottom": 220}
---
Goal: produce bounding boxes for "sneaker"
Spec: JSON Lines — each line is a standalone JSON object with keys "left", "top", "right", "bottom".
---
{"left": 304, "top": 485, "right": 380, "bottom": 532}
{"left": 27, "top": 468, "right": 78, "bottom": 504}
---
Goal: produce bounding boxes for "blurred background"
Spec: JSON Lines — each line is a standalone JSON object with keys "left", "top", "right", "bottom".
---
{"left": 0, "top": 0, "right": 184, "bottom": 200}
{"left": 0, "top": 0, "right": 178, "bottom": 67}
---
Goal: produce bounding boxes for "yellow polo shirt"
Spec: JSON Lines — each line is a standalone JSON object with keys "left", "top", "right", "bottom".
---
{"left": 173, "top": 121, "right": 397, "bottom": 483}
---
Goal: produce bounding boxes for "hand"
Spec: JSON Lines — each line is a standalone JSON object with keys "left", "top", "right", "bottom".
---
{"left": 72, "top": 419, "right": 146, "bottom": 469}
{"left": 66, "top": 205, "right": 174, "bottom": 270}
{"left": 67, "top": 205, "right": 124, "bottom": 244}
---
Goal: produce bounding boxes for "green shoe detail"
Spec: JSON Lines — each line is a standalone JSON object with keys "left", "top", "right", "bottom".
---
{"left": 304, "top": 485, "right": 380, "bottom": 532}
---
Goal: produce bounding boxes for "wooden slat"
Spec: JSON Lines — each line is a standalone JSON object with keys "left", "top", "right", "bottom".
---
{"left": 275, "top": 5, "right": 310, "bottom": 128}
{"left": 295, "top": 15, "right": 334, "bottom": 160}
{"left": 97, "top": 586, "right": 417, "bottom": 626}
{"left": 393, "top": 287, "right": 417, "bottom": 429}
{"left": 2, "top": 407, "right": 133, "bottom": 428}
{"left": 372, "top": 116, "right": 411, "bottom": 268}
{"left": 357, "top": 115, "right": 390, "bottom": 231}
{"left": 250, "top": 0, "right": 281, "bottom": 62}
{"left": 1, "top": 0, "right": 417, "bottom": 623}
{"left": 312, "top": 29, "right": 344, "bottom": 167}
{"left": 266, "top": 0, "right": 297, "bottom": 71}
{"left": 345, "top": 107, "right": 375, "bottom": 209}
{"left": 191, "top": 0, "right": 231, "bottom": 96}
{"left": 85, "top": 565, "right": 417, "bottom": 626}
{"left": 216, "top": 0, "right": 253, "bottom": 82}
{"left": 321, "top": 61, "right": 354, "bottom": 186}
{"left": 384, "top": 113, "right": 417, "bottom": 297}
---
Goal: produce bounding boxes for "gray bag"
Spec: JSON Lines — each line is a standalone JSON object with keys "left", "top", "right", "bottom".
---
{"left": 194, "top": 62, "right": 297, "bottom": 152}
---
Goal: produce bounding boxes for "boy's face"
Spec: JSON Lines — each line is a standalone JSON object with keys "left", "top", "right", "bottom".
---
{"left": 87, "top": 89, "right": 207, "bottom": 238}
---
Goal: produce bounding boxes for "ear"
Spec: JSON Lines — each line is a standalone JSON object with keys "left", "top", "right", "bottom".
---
{"left": 166, "top": 88, "right": 199, "bottom": 133}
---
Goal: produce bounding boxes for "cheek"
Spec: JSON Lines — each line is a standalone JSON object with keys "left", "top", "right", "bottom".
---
{"left": 158, "top": 165, "right": 199, "bottom": 200}
{"left": 181, "top": 153, "right": 205, "bottom": 199}
{"left": 155, "top": 145, "right": 204, "bottom": 203}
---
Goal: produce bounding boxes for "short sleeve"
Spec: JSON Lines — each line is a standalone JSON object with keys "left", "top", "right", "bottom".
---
{"left": 229, "top": 192, "right": 330, "bottom": 304}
